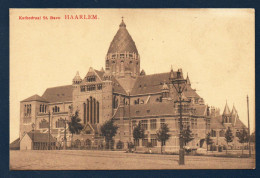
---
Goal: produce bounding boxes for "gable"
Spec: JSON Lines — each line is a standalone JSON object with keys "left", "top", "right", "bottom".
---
{"left": 21, "top": 133, "right": 32, "bottom": 143}
{"left": 82, "top": 68, "right": 104, "bottom": 84}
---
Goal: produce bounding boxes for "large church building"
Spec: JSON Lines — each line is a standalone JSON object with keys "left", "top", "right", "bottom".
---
{"left": 19, "top": 19, "right": 246, "bottom": 151}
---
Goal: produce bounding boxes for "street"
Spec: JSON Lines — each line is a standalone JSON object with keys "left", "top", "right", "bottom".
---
{"left": 10, "top": 150, "right": 255, "bottom": 170}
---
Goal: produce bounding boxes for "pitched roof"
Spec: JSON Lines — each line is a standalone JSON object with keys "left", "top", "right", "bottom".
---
{"left": 130, "top": 72, "right": 201, "bottom": 99}
{"left": 210, "top": 115, "right": 225, "bottom": 129}
{"left": 73, "top": 71, "right": 82, "bottom": 83}
{"left": 186, "top": 73, "right": 191, "bottom": 85}
{"left": 114, "top": 102, "right": 208, "bottom": 119}
{"left": 192, "top": 105, "right": 207, "bottom": 116}
{"left": 95, "top": 69, "right": 105, "bottom": 80}
{"left": 162, "top": 82, "right": 169, "bottom": 90}
{"left": 107, "top": 20, "right": 138, "bottom": 54}
{"left": 114, "top": 102, "right": 176, "bottom": 118}
{"left": 223, "top": 102, "right": 231, "bottom": 115}
{"left": 231, "top": 105, "right": 237, "bottom": 115}
{"left": 234, "top": 117, "right": 246, "bottom": 129}
{"left": 111, "top": 76, "right": 127, "bottom": 95}
{"left": 131, "top": 72, "right": 174, "bottom": 95}
{"left": 21, "top": 94, "right": 49, "bottom": 103}
{"left": 42, "top": 85, "right": 73, "bottom": 103}
{"left": 27, "top": 132, "right": 56, "bottom": 142}
{"left": 184, "top": 85, "right": 200, "bottom": 98}
{"left": 10, "top": 138, "right": 20, "bottom": 149}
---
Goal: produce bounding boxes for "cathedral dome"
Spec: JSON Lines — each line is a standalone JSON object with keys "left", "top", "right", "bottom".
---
{"left": 107, "top": 19, "right": 138, "bottom": 54}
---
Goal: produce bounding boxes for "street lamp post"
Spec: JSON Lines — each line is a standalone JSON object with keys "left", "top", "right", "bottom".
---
{"left": 128, "top": 92, "right": 131, "bottom": 143}
{"left": 48, "top": 111, "right": 51, "bottom": 150}
{"left": 247, "top": 95, "right": 251, "bottom": 157}
{"left": 63, "top": 117, "right": 67, "bottom": 150}
{"left": 169, "top": 69, "right": 187, "bottom": 165}
{"left": 31, "top": 123, "right": 35, "bottom": 150}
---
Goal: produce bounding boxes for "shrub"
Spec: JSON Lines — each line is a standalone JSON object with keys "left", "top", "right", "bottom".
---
{"left": 116, "top": 141, "right": 124, "bottom": 149}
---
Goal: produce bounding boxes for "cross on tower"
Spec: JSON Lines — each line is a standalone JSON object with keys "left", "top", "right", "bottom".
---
{"left": 121, "top": 16, "right": 124, "bottom": 21}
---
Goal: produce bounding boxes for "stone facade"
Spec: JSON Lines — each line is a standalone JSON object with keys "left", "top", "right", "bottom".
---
{"left": 19, "top": 19, "right": 247, "bottom": 151}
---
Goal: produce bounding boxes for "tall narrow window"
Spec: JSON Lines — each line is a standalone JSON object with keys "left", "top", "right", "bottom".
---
{"left": 106, "top": 60, "right": 109, "bottom": 67}
{"left": 27, "top": 105, "right": 29, "bottom": 114}
{"left": 150, "top": 119, "right": 157, "bottom": 130}
{"left": 87, "top": 99, "right": 89, "bottom": 122}
{"left": 83, "top": 103, "right": 86, "bottom": 124}
{"left": 150, "top": 134, "right": 157, "bottom": 146}
{"left": 24, "top": 105, "right": 26, "bottom": 115}
{"left": 90, "top": 97, "right": 92, "bottom": 123}
{"left": 97, "top": 101, "right": 99, "bottom": 123}
{"left": 142, "top": 134, "right": 148, "bottom": 147}
{"left": 141, "top": 120, "right": 148, "bottom": 130}
{"left": 94, "top": 98, "right": 96, "bottom": 124}
{"left": 160, "top": 119, "right": 165, "bottom": 128}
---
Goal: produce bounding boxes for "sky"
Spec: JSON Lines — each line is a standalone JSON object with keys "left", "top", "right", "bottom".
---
{"left": 10, "top": 9, "right": 255, "bottom": 143}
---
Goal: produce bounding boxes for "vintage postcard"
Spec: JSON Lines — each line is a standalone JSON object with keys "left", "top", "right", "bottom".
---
{"left": 10, "top": 8, "right": 255, "bottom": 170}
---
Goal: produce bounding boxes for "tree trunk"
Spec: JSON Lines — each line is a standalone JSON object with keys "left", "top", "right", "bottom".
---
{"left": 71, "top": 133, "right": 73, "bottom": 148}
{"left": 242, "top": 143, "right": 244, "bottom": 155}
{"left": 161, "top": 142, "right": 163, "bottom": 154}
{"left": 226, "top": 142, "right": 228, "bottom": 155}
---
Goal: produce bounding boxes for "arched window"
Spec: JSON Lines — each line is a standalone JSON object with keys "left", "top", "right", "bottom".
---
{"left": 27, "top": 104, "right": 30, "bottom": 114}
{"left": 24, "top": 105, "right": 27, "bottom": 115}
{"left": 211, "top": 130, "right": 216, "bottom": 137}
{"left": 86, "top": 97, "right": 100, "bottom": 124}
{"left": 57, "top": 107, "right": 60, "bottom": 112}
{"left": 115, "top": 98, "right": 118, "bottom": 108}
{"left": 97, "top": 101, "right": 99, "bottom": 123}
{"left": 45, "top": 105, "right": 47, "bottom": 113}
{"left": 52, "top": 107, "right": 55, "bottom": 113}
{"left": 56, "top": 118, "right": 65, "bottom": 128}
{"left": 40, "top": 104, "right": 42, "bottom": 112}
{"left": 219, "top": 130, "right": 225, "bottom": 137}
{"left": 39, "top": 119, "right": 49, "bottom": 128}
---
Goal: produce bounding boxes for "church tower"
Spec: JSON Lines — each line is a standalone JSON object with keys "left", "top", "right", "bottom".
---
{"left": 105, "top": 18, "right": 140, "bottom": 78}
{"left": 222, "top": 101, "right": 231, "bottom": 124}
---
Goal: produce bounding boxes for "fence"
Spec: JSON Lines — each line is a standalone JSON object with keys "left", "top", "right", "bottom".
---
{"left": 55, "top": 139, "right": 127, "bottom": 151}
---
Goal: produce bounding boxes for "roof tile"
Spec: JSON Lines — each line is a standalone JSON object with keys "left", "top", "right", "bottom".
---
{"left": 42, "top": 85, "right": 73, "bottom": 103}
{"left": 21, "top": 94, "right": 49, "bottom": 103}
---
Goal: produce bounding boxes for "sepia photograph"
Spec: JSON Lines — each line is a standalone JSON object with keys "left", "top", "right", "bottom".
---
{"left": 9, "top": 8, "right": 255, "bottom": 170}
